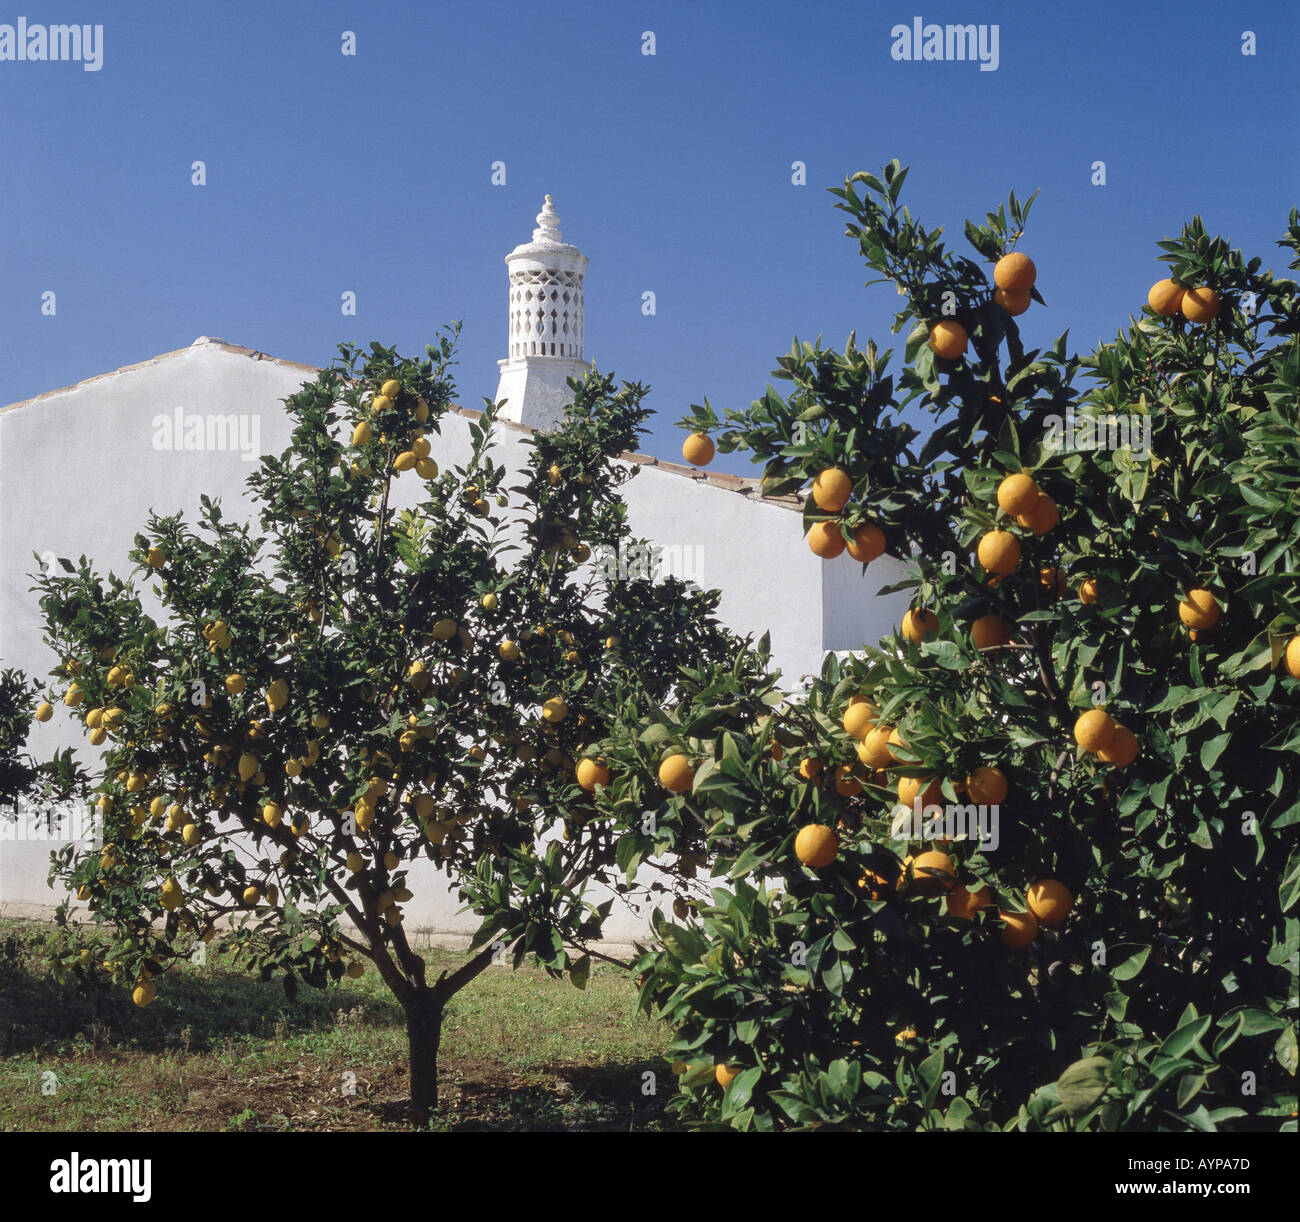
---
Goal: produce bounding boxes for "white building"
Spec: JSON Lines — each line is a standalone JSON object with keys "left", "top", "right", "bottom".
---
{"left": 0, "top": 197, "right": 908, "bottom": 943}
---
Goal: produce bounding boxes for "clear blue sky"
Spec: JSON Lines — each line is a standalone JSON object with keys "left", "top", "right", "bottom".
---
{"left": 2, "top": 1, "right": 1296, "bottom": 474}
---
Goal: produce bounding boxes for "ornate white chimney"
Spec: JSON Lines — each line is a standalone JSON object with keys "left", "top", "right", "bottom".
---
{"left": 493, "top": 195, "right": 591, "bottom": 431}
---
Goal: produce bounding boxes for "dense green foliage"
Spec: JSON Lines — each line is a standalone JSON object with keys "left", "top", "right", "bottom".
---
{"left": 594, "top": 163, "right": 1300, "bottom": 1131}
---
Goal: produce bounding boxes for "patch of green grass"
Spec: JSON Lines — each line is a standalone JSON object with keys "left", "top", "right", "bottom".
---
{"left": 0, "top": 918, "right": 678, "bottom": 1131}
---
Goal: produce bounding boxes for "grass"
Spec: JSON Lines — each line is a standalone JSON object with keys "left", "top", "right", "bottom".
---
{"left": 0, "top": 918, "right": 679, "bottom": 1131}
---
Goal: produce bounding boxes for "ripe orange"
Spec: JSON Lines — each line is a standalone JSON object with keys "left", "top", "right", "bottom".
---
{"left": 682, "top": 432, "right": 715, "bottom": 466}
{"left": 842, "top": 702, "right": 877, "bottom": 739}
{"left": 1147, "top": 278, "right": 1186, "bottom": 316}
{"left": 971, "top": 614, "right": 1013, "bottom": 651}
{"left": 1039, "top": 567, "right": 1068, "bottom": 596}
{"left": 907, "top": 850, "right": 956, "bottom": 896}
{"left": 1178, "top": 588, "right": 1220, "bottom": 630}
{"left": 1016, "top": 493, "right": 1059, "bottom": 535}
{"left": 797, "top": 757, "right": 822, "bottom": 781}
{"left": 1098, "top": 725, "right": 1139, "bottom": 767}
{"left": 1079, "top": 578, "right": 1100, "bottom": 605}
{"left": 794, "top": 823, "right": 838, "bottom": 868}
{"left": 1074, "top": 708, "right": 1117, "bottom": 754}
{"left": 1027, "top": 879, "right": 1073, "bottom": 926}
{"left": 858, "top": 726, "right": 896, "bottom": 769}
{"left": 1285, "top": 636, "right": 1300, "bottom": 679}
{"left": 132, "top": 980, "right": 157, "bottom": 1007}
{"left": 928, "top": 320, "right": 967, "bottom": 360}
{"left": 1180, "top": 286, "right": 1220, "bottom": 323}
{"left": 965, "top": 765, "right": 1008, "bottom": 805}
{"left": 977, "top": 530, "right": 1021, "bottom": 576}
{"left": 993, "top": 287, "right": 1032, "bottom": 316}
{"left": 999, "top": 910, "right": 1039, "bottom": 948}
{"left": 658, "top": 754, "right": 694, "bottom": 793}
{"left": 994, "top": 252, "right": 1036, "bottom": 294}
{"left": 901, "top": 608, "right": 938, "bottom": 643}
{"left": 996, "top": 472, "right": 1039, "bottom": 516}
{"left": 812, "top": 468, "right": 853, "bottom": 512}
{"left": 542, "top": 696, "right": 568, "bottom": 723}
{"left": 808, "top": 521, "right": 846, "bottom": 559}
{"left": 846, "top": 522, "right": 886, "bottom": 563}
{"left": 833, "top": 765, "right": 863, "bottom": 797}
{"left": 715, "top": 1063, "right": 740, "bottom": 1089}
{"left": 946, "top": 884, "right": 991, "bottom": 919}
{"left": 576, "top": 758, "right": 611, "bottom": 791}
{"left": 898, "top": 775, "right": 942, "bottom": 810}
{"left": 857, "top": 868, "right": 891, "bottom": 900}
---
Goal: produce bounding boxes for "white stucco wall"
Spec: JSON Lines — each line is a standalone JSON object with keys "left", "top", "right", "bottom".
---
{"left": 0, "top": 339, "right": 908, "bottom": 944}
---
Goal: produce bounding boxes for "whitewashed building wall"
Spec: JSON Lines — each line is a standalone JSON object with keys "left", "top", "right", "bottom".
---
{"left": 0, "top": 199, "right": 909, "bottom": 945}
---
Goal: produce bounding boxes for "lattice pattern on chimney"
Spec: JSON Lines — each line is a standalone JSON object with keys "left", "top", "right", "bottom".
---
{"left": 509, "top": 268, "right": 584, "bottom": 359}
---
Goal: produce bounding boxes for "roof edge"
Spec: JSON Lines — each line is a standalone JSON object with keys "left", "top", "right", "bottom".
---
{"left": 2, "top": 341, "right": 802, "bottom": 510}
{"left": 0, "top": 337, "right": 320, "bottom": 416}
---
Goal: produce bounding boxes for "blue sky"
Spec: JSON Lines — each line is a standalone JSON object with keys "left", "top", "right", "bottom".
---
{"left": 2, "top": 0, "right": 1296, "bottom": 474}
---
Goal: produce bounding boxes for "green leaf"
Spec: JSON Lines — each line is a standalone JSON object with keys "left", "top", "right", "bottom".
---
{"left": 1158, "top": 1014, "right": 1213, "bottom": 1060}
{"left": 916, "top": 1047, "right": 945, "bottom": 1109}
{"left": 1282, "top": 844, "right": 1300, "bottom": 912}
{"left": 1199, "top": 732, "right": 1231, "bottom": 771}
{"left": 1175, "top": 1072, "right": 1206, "bottom": 1109}
{"left": 1274, "top": 1024, "right": 1298, "bottom": 1074}
{"left": 638, "top": 722, "right": 673, "bottom": 749}
{"left": 1229, "top": 1008, "right": 1288, "bottom": 1037}
{"left": 1056, "top": 1056, "right": 1111, "bottom": 1119}
{"left": 1112, "top": 945, "right": 1151, "bottom": 981}
{"left": 943, "top": 1096, "right": 974, "bottom": 1130}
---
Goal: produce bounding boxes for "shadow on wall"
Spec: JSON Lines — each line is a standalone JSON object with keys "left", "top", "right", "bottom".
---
{"left": 820, "top": 549, "right": 911, "bottom": 655}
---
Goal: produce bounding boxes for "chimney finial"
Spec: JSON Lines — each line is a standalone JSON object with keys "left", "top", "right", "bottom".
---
{"left": 532, "top": 195, "right": 562, "bottom": 243}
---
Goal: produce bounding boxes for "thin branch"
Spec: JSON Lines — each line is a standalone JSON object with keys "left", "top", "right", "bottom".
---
{"left": 564, "top": 940, "right": 635, "bottom": 971}
{"left": 1047, "top": 748, "right": 1071, "bottom": 799}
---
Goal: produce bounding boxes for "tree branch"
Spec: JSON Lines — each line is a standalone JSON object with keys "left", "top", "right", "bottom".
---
{"left": 1047, "top": 748, "right": 1071, "bottom": 799}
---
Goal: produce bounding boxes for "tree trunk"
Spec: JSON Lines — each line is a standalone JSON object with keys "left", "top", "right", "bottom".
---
{"left": 406, "top": 993, "right": 445, "bottom": 1128}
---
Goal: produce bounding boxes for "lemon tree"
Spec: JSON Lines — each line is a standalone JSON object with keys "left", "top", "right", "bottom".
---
{"left": 0, "top": 668, "right": 84, "bottom": 808}
{"left": 0, "top": 669, "right": 41, "bottom": 806}
{"left": 593, "top": 163, "right": 1300, "bottom": 1131}
{"left": 34, "top": 332, "right": 740, "bottom": 1125}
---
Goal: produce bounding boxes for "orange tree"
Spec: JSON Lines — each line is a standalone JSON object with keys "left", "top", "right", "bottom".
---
{"left": 32, "top": 332, "right": 742, "bottom": 1125}
{"left": 591, "top": 162, "right": 1300, "bottom": 1131}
